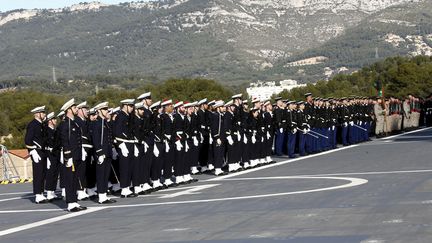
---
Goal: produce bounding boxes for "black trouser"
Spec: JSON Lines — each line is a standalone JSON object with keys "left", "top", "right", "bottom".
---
{"left": 163, "top": 141, "right": 175, "bottom": 179}
{"left": 64, "top": 160, "right": 81, "bottom": 203}
{"left": 96, "top": 157, "right": 112, "bottom": 194}
{"left": 76, "top": 156, "right": 87, "bottom": 190}
{"left": 45, "top": 155, "right": 60, "bottom": 191}
{"left": 151, "top": 143, "right": 163, "bottom": 181}
{"left": 86, "top": 152, "right": 97, "bottom": 190}
{"left": 118, "top": 145, "right": 134, "bottom": 188}
{"left": 199, "top": 135, "right": 209, "bottom": 167}
{"left": 132, "top": 145, "right": 144, "bottom": 186}
{"left": 226, "top": 142, "right": 237, "bottom": 164}
{"left": 213, "top": 141, "right": 225, "bottom": 169}
{"left": 31, "top": 152, "right": 47, "bottom": 195}
{"left": 174, "top": 141, "right": 185, "bottom": 177}
{"left": 188, "top": 140, "right": 199, "bottom": 171}
{"left": 241, "top": 135, "right": 250, "bottom": 163}
{"left": 109, "top": 157, "right": 120, "bottom": 185}
{"left": 143, "top": 144, "right": 153, "bottom": 184}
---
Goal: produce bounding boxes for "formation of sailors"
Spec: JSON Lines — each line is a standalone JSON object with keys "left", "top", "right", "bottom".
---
{"left": 25, "top": 92, "right": 425, "bottom": 212}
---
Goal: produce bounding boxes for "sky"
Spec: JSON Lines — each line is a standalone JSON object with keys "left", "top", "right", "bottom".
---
{"left": 0, "top": 0, "right": 149, "bottom": 12}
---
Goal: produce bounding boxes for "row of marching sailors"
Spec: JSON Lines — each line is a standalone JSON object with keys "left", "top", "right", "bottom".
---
{"left": 24, "top": 92, "right": 274, "bottom": 212}
{"left": 273, "top": 94, "right": 373, "bottom": 158}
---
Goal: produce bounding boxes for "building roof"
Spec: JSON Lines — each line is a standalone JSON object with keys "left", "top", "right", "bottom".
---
{"left": 8, "top": 149, "right": 29, "bottom": 159}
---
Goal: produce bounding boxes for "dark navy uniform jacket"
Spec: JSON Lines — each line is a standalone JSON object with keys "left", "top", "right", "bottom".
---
{"left": 90, "top": 117, "right": 113, "bottom": 158}
{"left": 58, "top": 117, "right": 82, "bottom": 161}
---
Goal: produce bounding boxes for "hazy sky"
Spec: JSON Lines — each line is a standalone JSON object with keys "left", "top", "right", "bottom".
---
{"left": 0, "top": 0, "right": 150, "bottom": 12}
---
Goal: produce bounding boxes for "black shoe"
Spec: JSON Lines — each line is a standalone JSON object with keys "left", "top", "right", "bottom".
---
{"left": 169, "top": 183, "right": 178, "bottom": 187}
{"left": 191, "top": 179, "right": 199, "bottom": 183}
{"left": 68, "top": 207, "right": 81, "bottom": 212}
{"left": 99, "top": 199, "right": 117, "bottom": 204}
{"left": 78, "top": 206, "right": 87, "bottom": 210}
{"left": 138, "top": 190, "right": 151, "bottom": 195}
{"left": 121, "top": 193, "right": 138, "bottom": 198}
{"left": 47, "top": 196, "right": 62, "bottom": 202}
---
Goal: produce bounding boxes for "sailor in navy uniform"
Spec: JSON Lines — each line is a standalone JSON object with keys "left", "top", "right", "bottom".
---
{"left": 25, "top": 105, "right": 48, "bottom": 204}
{"left": 113, "top": 99, "right": 138, "bottom": 198}
{"left": 44, "top": 112, "right": 62, "bottom": 201}
{"left": 130, "top": 102, "right": 146, "bottom": 195}
{"left": 160, "top": 99, "right": 176, "bottom": 187}
{"left": 75, "top": 101, "right": 92, "bottom": 200}
{"left": 137, "top": 92, "right": 157, "bottom": 193}
{"left": 90, "top": 102, "right": 116, "bottom": 204}
{"left": 223, "top": 100, "right": 238, "bottom": 172}
{"left": 273, "top": 97, "right": 286, "bottom": 156}
{"left": 149, "top": 101, "right": 164, "bottom": 190}
{"left": 262, "top": 100, "right": 274, "bottom": 163}
{"left": 184, "top": 101, "right": 199, "bottom": 182}
{"left": 173, "top": 101, "right": 188, "bottom": 184}
{"left": 58, "top": 98, "right": 87, "bottom": 212}
{"left": 210, "top": 100, "right": 226, "bottom": 176}
{"left": 197, "top": 98, "right": 212, "bottom": 173}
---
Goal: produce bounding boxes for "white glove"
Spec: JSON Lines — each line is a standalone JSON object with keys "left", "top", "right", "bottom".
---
{"left": 252, "top": 135, "right": 256, "bottom": 144}
{"left": 98, "top": 155, "right": 105, "bottom": 164}
{"left": 200, "top": 133, "right": 204, "bottom": 143}
{"left": 303, "top": 129, "right": 307, "bottom": 134}
{"left": 134, "top": 145, "right": 139, "bottom": 157}
{"left": 349, "top": 121, "right": 354, "bottom": 126}
{"left": 47, "top": 157, "right": 51, "bottom": 169}
{"left": 279, "top": 128, "right": 283, "bottom": 133}
{"left": 216, "top": 138, "right": 222, "bottom": 145}
{"left": 243, "top": 134, "right": 248, "bottom": 144}
{"left": 164, "top": 140, "right": 170, "bottom": 153}
{"left": 118, "top": 142, "right": 129, "bottom": 157}
{"left": 236, "top": 132, "right": 241, "bottom": 141}
{"left": 261, "top": 136, "right": 264, "bottom": 142}
{"left": 29, "top": 149, "right": 41, "bottom": 163}
{"left": 344, "top": 122, "right": 348, "bottom": 127}
{"left": 175, "top": 140, "right": 183, "bottom": 151}
{"left": 60, "top": 150, "right": 64, "bottom": 164}
{"left": 81, "top": 147, "right": 87, "bottom": 161}
{"left": 153, "top": 144, "right": 160, "bottom": 157}
{"left": 185, "top": 142, "right": 189, "bottom": 152}
{"left": 292, "top": 128, "right": 297, "bottom": 134}
{"left": 66, "top": 158, "right": 73, "bottom": 168}
{"left": 332, "top": 125, "right": 335, "bottom": 130}
{"left": 143, "top": 142, "right": 149, "bottom": 153}
{"left": 227, "top": 135, "right": 234, "bottom": 145}
{"left": 112, "top": 148, "right": 118, "bottom": 160}
{"left": 193, "top": 136, "right": 199, "bottom": 146}
{"left": 266, "top": 131, "right": 271, "bottom": 139}
{"left": 359, "top": 121, "right": 362, "bottom": 125}
{"left": 209, "top": 136, "right": 213, "bottom": 144}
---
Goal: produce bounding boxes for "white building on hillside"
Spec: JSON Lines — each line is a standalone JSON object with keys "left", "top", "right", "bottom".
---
{"left": 246, "top": 79, "right": 307, "bottom": 100}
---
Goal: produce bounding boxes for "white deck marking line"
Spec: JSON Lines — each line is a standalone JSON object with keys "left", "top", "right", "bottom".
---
{"left": 0, "top": 207, "right": 106, "bottom": 237}
{"left": 0, "top": 195, "right": 33, "bottom": 203}
{"left": 380, "top": 127, "right": 431, "bottom": 140}
{"left": 0, "top": 208, "right": 64, "bottom": 213}
{"left": 159, "top": 184, "right": 220, "bottom": 198}
{"left": 207, "top": 127, "right": 431, "bottom": 182}
{"left": 0, "top": 192, "right": 32, "bottom": 196}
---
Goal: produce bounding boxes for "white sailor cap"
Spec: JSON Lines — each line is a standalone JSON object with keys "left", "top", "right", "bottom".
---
{"left": 304, "top": 92, "right": 312, "bottom": 97}
{"left": 242, "top": 100, "right": 248, "bottom": 104}
{"left": 135, "top": 102, "right": 145, "bottom": 109}
{"left": 31, "top": 105, "right": 46, "bottom": 113}
{"left": 264, "top": 100, "right": 271, "bottom": 106}
{"left": 251, "top": 97, "right": 260, "bottom": 103}
{"left": 46, "top": 112, "right": 55, "bottom": 120}
{"left": 197, "top": 98, "right": 208, "bottom": 105}
{"left": 94, "top": 102, "right": 109, "bottom": 111}
{"left": 213, "top": 100, "right": 225, "bottom": 108}
{"left": 137, "top": 92, "right": 151, "bottom": 100}
{"left": 77, "top": 101, "right": 89, "bottom": 109}
{"left": 109, "top": 107, "right": 120, "bottom": 115}
{"left": 150, "top": 101, "right": 161, "bottom": 110}
{"left": 208, "top": 100, "right": 216, "bottom": 106}
{"left": 88, "top": 108, "right": 97, "bottom": 116}
{"left": 174, "top": 101, "right": 184, "bottom": 109}
{"left": 57, "top": 110, "right": 65, "bottom": 118}
{"left": 161, "top": 99, "right": 172, "bottom": 106}
{"left": 232, "top": 94, "right": 242, "bottom": 99}
{"left": 60, "top": 98, "right": 76, "bottom": 111}
{"left": 224, "top": 100, "right": 233, "bottom": 107}
{"left": 184, "top": 101, "right": 197, "bottom": 108}
{"left": 120, "top": 99, "right": 135, "bottom": 105}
